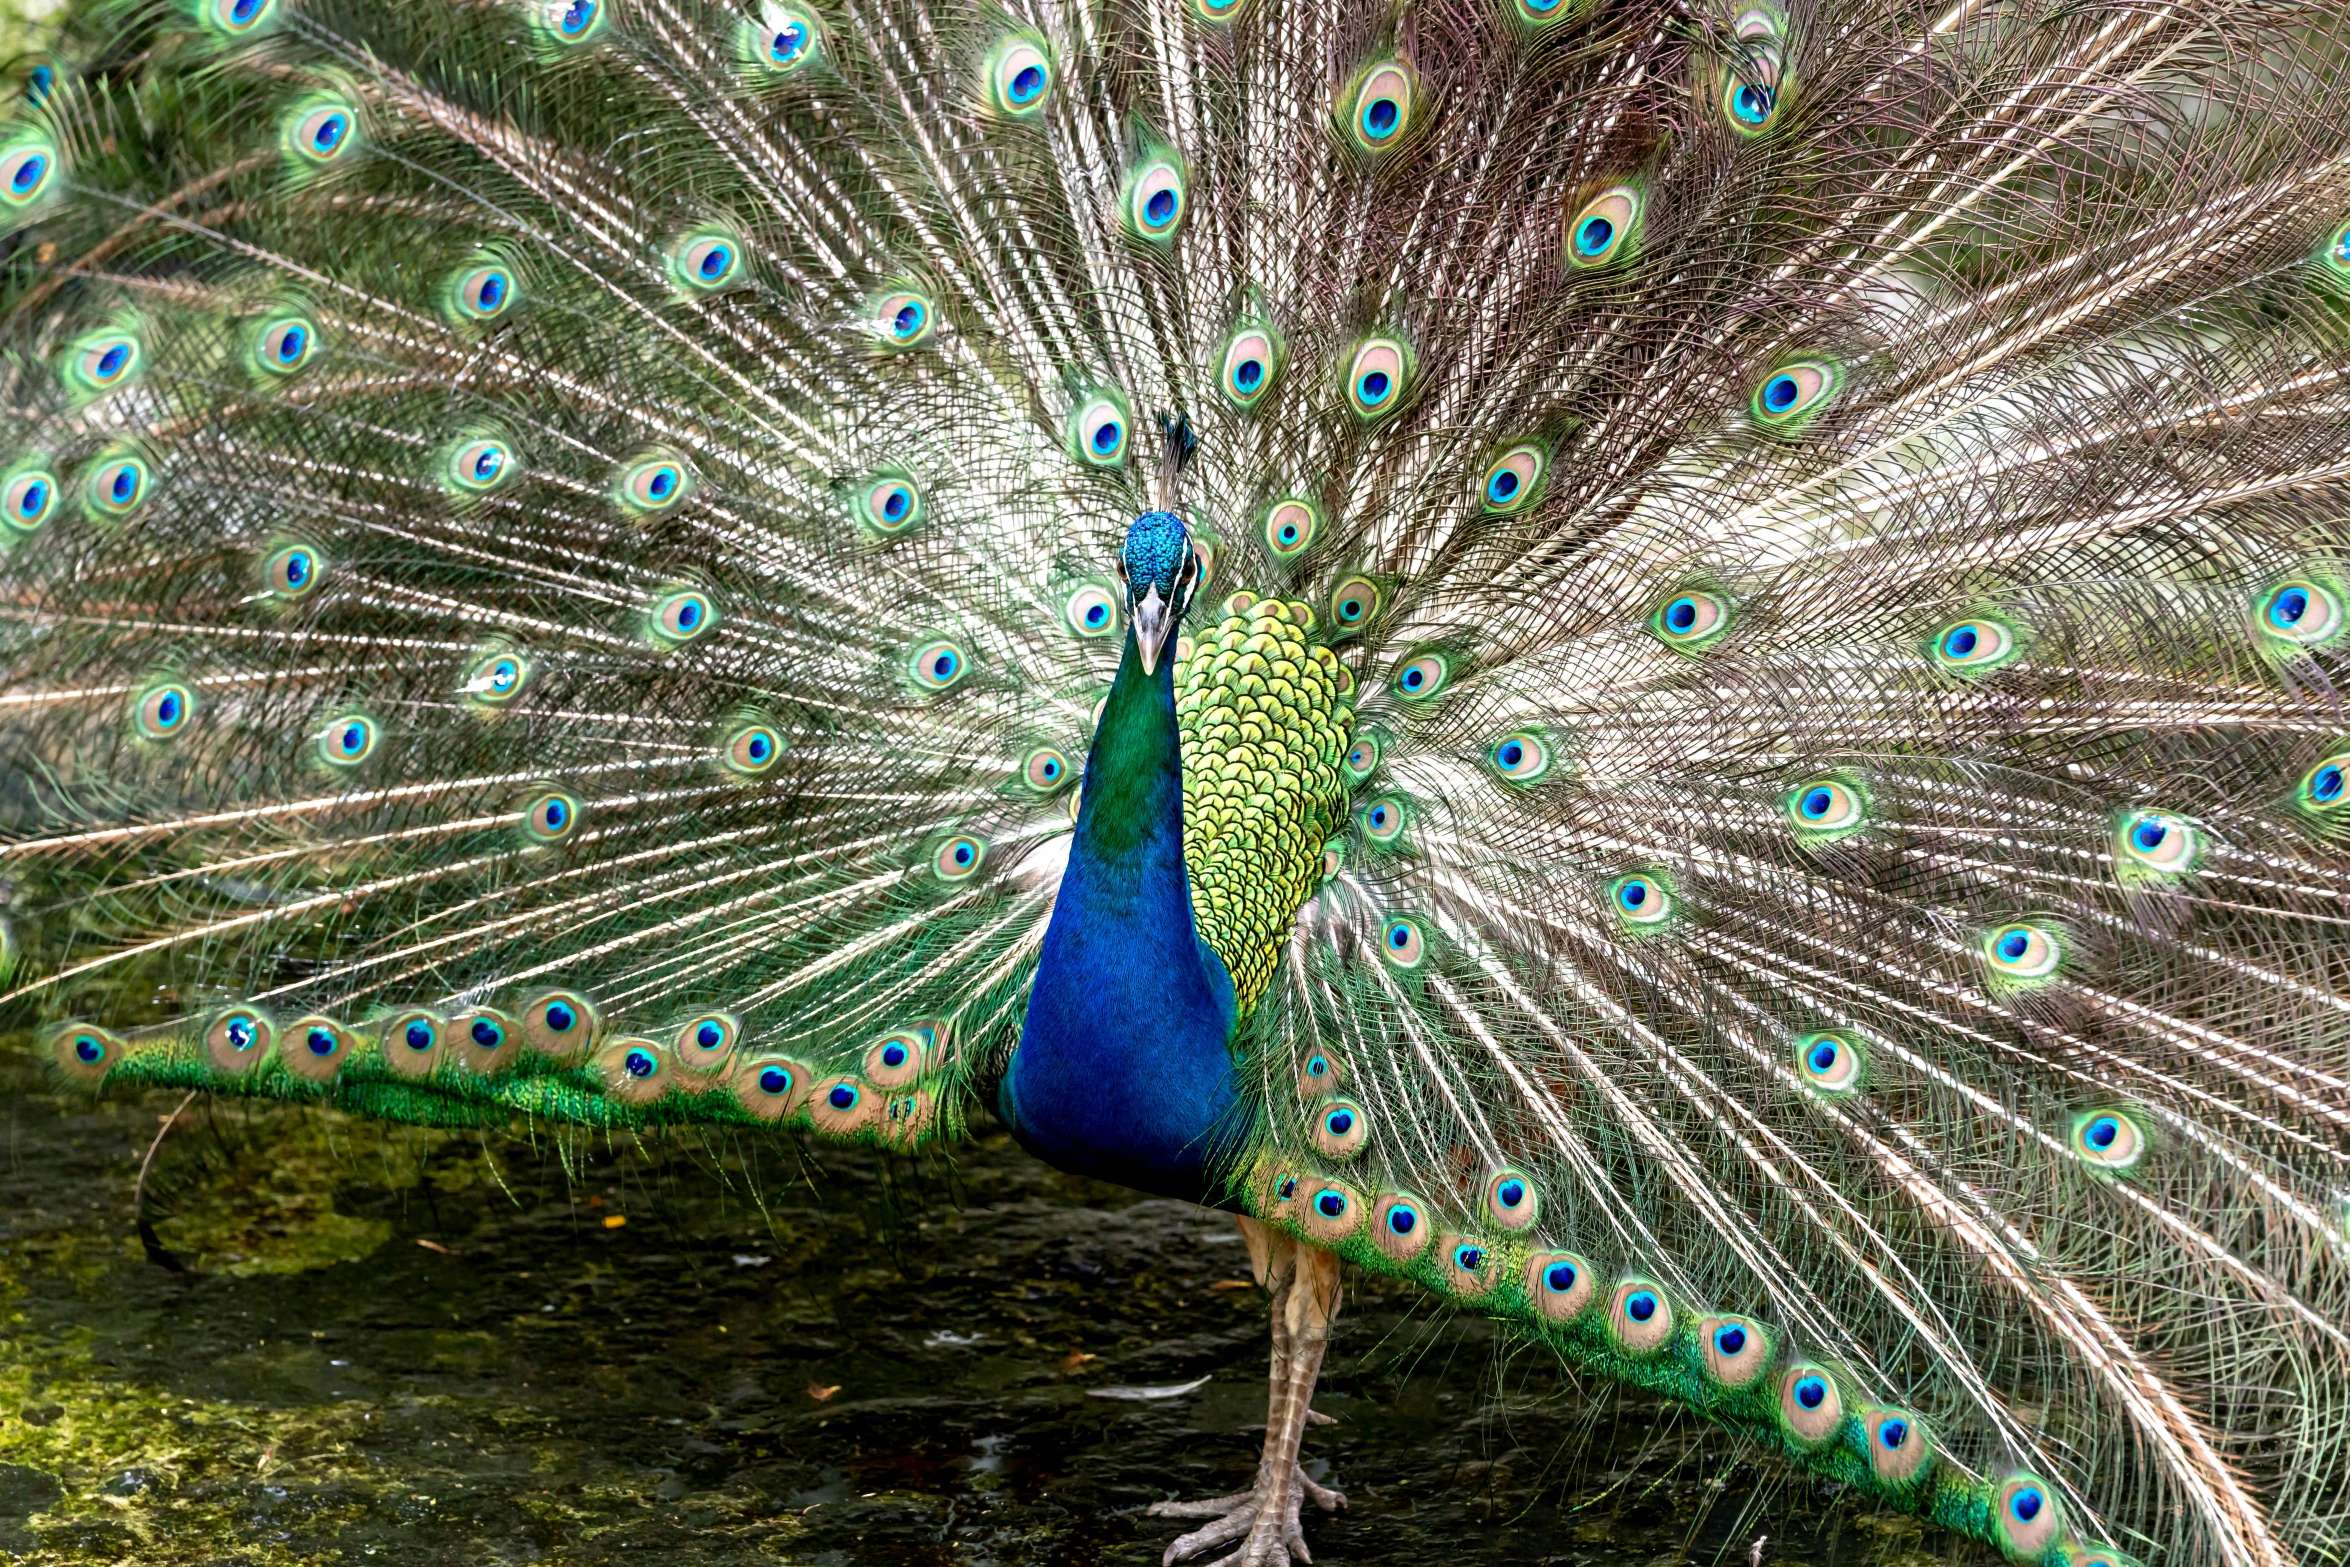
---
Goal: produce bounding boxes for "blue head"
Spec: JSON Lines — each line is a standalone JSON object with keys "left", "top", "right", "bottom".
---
{"left": 1119, "top": 510, "right": 1200, "bottom": 675}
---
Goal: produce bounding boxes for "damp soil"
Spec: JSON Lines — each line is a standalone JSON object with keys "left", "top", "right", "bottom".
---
{"left": 0, "top": 1051, "right": 1987, "bottom": 1567}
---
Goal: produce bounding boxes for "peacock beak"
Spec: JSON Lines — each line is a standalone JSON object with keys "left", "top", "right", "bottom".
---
{"left": 1132, "top": 582, "right": 1176, "bottom": 676}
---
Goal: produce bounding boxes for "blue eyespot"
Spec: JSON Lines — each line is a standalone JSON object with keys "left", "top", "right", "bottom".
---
{"left": 404, "top": 1020, "right": 436, "bottom": 1051}
{"left": 543, "top": 1002, "right": 576, "bottom": 1032}
{"left": 1010, "top": 64, "right": 1044, "bottom": 101}
{"left": 1092, "top": 419, "right": 1122, "bottom": 454}
{"left": 772, "top": 22, "right": 808, "bottom": 61}
{"left": 1575, "top": 216, "right": 1612, "bottom": 255}
{"left": 2308, "top": 760, "right": 2346, "bottom": 806}
{"left": 1495, "top": 1178, "right": 1525, "bottom": 1210}
{"left": 894, "top": 299, "right": 926, "bottom": 338}
{"left": 1277, "top": 1175, "right": 1298, "bottom": 1200}
{"left": 1452, "top": 1244, "right": 1484, "bottom": 1271}
{"left": 699, "top": 244, "right": 733, "bottom": 281}
{"left": 910, "top": 638, "right": 968, "bottom": 691}
{"left": 1306, "top": 1054, "right": 1331, "bottom": 1079}
{"left": 306, "top": 110, "right": 350, "bottom": 156}
{"left": 1878, "top": 1417, "right": 1908, "bottom": 1449}
{"left": 1944, "top": 625, "right": 1976, "bottom": 657}
{"left": 307, "top": 1026, "right": 339, "bottom": 1057}
{"left": 1386, "top": 1203, "right": 1416, "bottom": 1235}
{"left": 135, "top": 683, "right": 193, "bottom": 739}
{"left": 881, "top": 1040, "right": 909, "bottom": 1069}
{"left": 1762, "top": 374, "right": 1799, "bottom": 412}
{"left": 827, "top": 1082, "right": 859, "bottom": 1111}
{"left": 75, "top": 1034, "right": 105, "bottom": 1064}
{"left": 1794, "top": 1374, "right": 1826, "bottom": 1409}
{"left": 1545, "top": 1262, "right": 1577, "bottom": 1292}
{"left": 5, "top": 146, "right": 49, "bottom": 199}
{"left": 558, "top": 0, "right": 597, "bottom": 36}
{"left": 624, "top": 1047, "right": 657, "bottom": 1078}
{"left": 1731, "top": 82, "right": 1774, "bottom": 126}
{"left": 471, "top": 1018, "right": 504, "bottom": 1049}
{"left": 675, "top": 233, "right": 743, "bottom": 292}
{"left": 1713, "top": 1323, "right": 1746, "bottom": 1356}
{"left": 1625, "top": 1290, "right": 1657, "bottom": 1322}
{"left": 1349, "top": 64, "right": 1411, "bottom": 150}
{"left": 759, "top": 1065, "right": 792, "bottom": 1094}
{"left": 1325, "top": 1109, "right": 1353, "bottom": 1137}
{"left": 1316, "top": 1191, "right": 1347, "bottom": 1219}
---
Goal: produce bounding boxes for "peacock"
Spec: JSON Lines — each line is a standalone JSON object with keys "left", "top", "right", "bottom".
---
{"left": 3, "top": 0, "right": 2348, "bottom": 1558}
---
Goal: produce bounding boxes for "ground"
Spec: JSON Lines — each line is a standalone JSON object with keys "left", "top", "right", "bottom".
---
{"left": 0, "top": 1050, "right": 1987, "bottom": 1566}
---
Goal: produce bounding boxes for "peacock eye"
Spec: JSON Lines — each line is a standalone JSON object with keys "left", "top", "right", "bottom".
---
{"left": 1385, "top": 1201, "right": 1418, "bottom": 1235}
{"left": 933, "top": 834, "right": 986, "bottom": 882}
{"left": 210, "top": 0, "right": 277, "bottom": 33}
{"left": 2116, "top": 809, "right": 2199, "bottom": 874}
{"left": 725, "top": 722, "right": 782, "bottom": 774}
{"left": 1312, "top": 1098, "right": 1368, "bottom": 1158}
{"left": 1727, "top": 78, "right": 1776, "bottom": 128}
{"left": 1361, "top": 796, "right": 1405, "bottom": 842}
{"left": 1993, "top": 1477, "right": 2062, "bottom": 1560}
{"left": 318, "top": 712, "right": 378, "bottom": 768}
{"left": 262, "top": 543, "right": 322, "bottom": 600}
{"left": 523, "top": 789, "right": 581, "bottom": 843}
{"left": 1123, "top": 154, "right": 1188, "bottom": 241}
{"left": 1753, "top": 361, "right": 1838, "bottom": 426}
{"left": 675, "top": 231, "right": 742, "bottom": 291}
{"left": 1566, "top": 185, "right": 1639, "bottom": 267}
{"left": 674, "top": 1012, "right": 739, "bottom": 1068}
{"left": 1778, "top": 1365, "right": 1842, "bottom": 1444}
{"left": 754, "top": 4, "right": 817, "bottom": 71}
{"left": 651, "top": 589, "right": 716, "bottom": 644}
{"left": 254, "top": 315, "right": 317, "bottom": 376}
{"left": 859, "top": 475, "right": 923, "bottom": 534}
{"left": 1263, "top": 498, "right": 1319, "bottom": 558}
{"left": 1484, "top": 1169, "right": 1538, "bottom": 1229}
{"left": 2258, "top": 580, "right": 2343, "bottom": 645}
{"left": 2070, "top": 1108, "right": 2148, "bottom": 1171}
{"left": 1651, "top": 588, "right": 1729, "bottom": 647}
{"left": 70, "top": 331, "right": 141, "bottom": 395}
{"left": 1489, "top": 731, "right": 1550, "bottom": 783}
{"left": 1343, "top": 732, "right": 1382, "bottom": 779}
{"left": 1, "top": 138, "right": 56, "bottom": 208}
{"left": 1345, "top": 338, "right": 1410, "bottom": 420}
{"left": 289, "top": 103, "right": 358, "bottom": 164}
{"left": 1610, "top": 1280, "right": 1672, "bottom": 1352}
{"left": 1220, "top": 327, "right": 1280, "bottom": 408}
{"left": 446, "top": 437, "right": 515, "bottom": 493}
{"left": 1794, "top": 1030, "right": 1863, "bottom": 1093}
{"left": 1480, "top": 445, "right": 1545, "bottom": 512}
{"left": 1984, "top": 921, "right": 2061, "bottom": 979}
{"left": 1022, "top": 746, "right": 1069, "bottom": 791}
{"left": 1788, "top": 778, "right": 1865, "bottom": 835}
{"left": 453, "top": 264, "right": 515, "bottom": 321}
{"left": 1380, "top": 916, "right": 1425, "bottom": 967}
{"left": 988, "top": 35, "right": 1051, "bottom": 115}
{"left": 874, "top": 290, "right": 935, "bottom": 348}
{"left": 1609, "top": 873, "right": 1673, "bottom": 926}
{"left": 618, "top": 452, "right": 690, "bottom": 515}
{"left": 2299, "top": 749, "right": 2350, "bottom": 814}
{"left": 4, "top": 466, "right": 60, "bottom": 534}
{"left": 133, "top": 682, "right": 195, "bottom": 740}
{"left": 1066, "top": 584, "right": 1118, "bottom": 637}
{"left": 466, "top": 648, "right": 532, "bottom": 704}
{"left": 1070, "top": 395, "right": 1129, "bottom": 467}
{"left": 1392, "top": 652, "right": 1449, "bottom": 700}
{"left": 909, "top": 638, "right": 969, "bottom": 691}
{"left": 1346, "top": 62, "right": 1414, "bottom": 151}
{"left": 86, "top": 454, "right": 151, "bottom": 517}
{"left": 1931, "top": 616, "right": 2017, "bottom": 671}
{"left": 546, "top": 0, "right": 603, "bottom": 40}
{"left": 1330, "top": 575, "right": 1381, "bottom": 631}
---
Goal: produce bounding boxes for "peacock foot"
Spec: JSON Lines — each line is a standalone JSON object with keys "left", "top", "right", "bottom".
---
{"left": 1149, "top": 1216, "right": 1346, "bottom": 1566}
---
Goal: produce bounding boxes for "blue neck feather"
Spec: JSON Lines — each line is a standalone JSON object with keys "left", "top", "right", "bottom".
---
{"left": 1001, "top": 626, "right": 1245, "bottom": 1203}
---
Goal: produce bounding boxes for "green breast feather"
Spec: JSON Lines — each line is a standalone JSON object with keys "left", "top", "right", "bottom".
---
{"left": 1173, "top": 595, "right": 1355, "bottom": 1017}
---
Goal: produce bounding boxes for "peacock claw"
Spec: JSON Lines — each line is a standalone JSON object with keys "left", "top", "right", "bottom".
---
{"left": 1149, "top": 1462, "right": 1346, "bottom": 1564}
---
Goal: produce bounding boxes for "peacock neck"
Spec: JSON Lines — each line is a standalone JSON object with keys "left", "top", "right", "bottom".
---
{"left": 1001, "top": 627, "right": 1245, "bottom": 1205}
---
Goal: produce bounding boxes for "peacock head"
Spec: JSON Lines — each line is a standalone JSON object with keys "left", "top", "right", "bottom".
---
{"left": 1119, "top": 509, "right": 1200, "bottom": 675}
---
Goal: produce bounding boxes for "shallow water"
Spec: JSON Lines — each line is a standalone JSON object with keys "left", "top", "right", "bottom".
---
{"left": 0, "top": 1054, "right": 1982, "bottom": 1566}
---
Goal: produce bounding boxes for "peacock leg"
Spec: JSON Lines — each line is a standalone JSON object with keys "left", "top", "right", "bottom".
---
{"left": 1148, "top": 1217, "right": 1347, "bottom": 1566}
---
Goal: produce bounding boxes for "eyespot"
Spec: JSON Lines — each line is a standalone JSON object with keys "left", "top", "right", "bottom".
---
{"left": 1788, "top": 778, "right": 1865, "bottom": 836}
{"left": 909, "top": 638, "right": 969, "bottom": 691}
{"left": 1311, "top": 1099, "right": 1368, "bottom": 1159}
{"left": 317, "top": 712, "right": 378, "bottom": 768}
{"left": 651, "top": 589, "right": 716, "bottom": 644}
{"left": 545, "top": 0, "right": 604, "bottom": 41}
{"left": 671, "top": 230, "right": 742, "bottom": 292}
{"left": 2298, "top": 749, "right": 2350, "bottom": 815}
{"left": 1524, "top": 1251, "right": 1594, "bottom": 1323}
{"left": 262, "top": 543, "right": 322, "bottom": 600}
{"left": 1609, "top": 873, "right": 1673, "bottom": 927}
{"left": 2116, "top": 809, "right": 2199, "bottom": 874}
{"left": 725, "top": 722, "right": 782, "bottom": 775}
{"left": 1190, "top": 0, "right": 1248, "bottom": 19}
{"left": 1371, "top": 1192, "right": 1430, "bottom": 1261}
{"left": 283, "top": 1015, "right": 353, "bottom": 1082}
{"left": 1360, "top": 796, "right": 1405, "bottom": 843}
{"left": 1777, "top": 1365, "right": 1843, "bottom": 1446}
{"left": 465, "top": 648, "right": 532, "bottom": 705}
{"left": 1489, "top": 732, "right": 1551, "bottom": 784}
{"left": 596, "top": 1037, "right": 671, "bottom": 1103}
{"left": 1862, "top": 1407, "right": 1932, "bottom": 1484}
{"left": 1, "top": 137, "right": 57, "bottom": 208}
{"left": 2258, "top": 580, "right": 2344, "bottom": 646}
{"left": 1480, "top": 445, "right": 1545, "bottom": 512}
{"left": 448, "top": 1009, "right": 518, "bottom": 1073}
{"left": 1699, "top": 1314, "right": 1770, "bottom": 1387}
{"left": 1752, "top": 361, "right": 1837, "bottom": 426}
{"left": 86, "top": 454, "right": 150, "bottom": 518}
{"left": 1793, "top": 1030, "right": 1864, "bottom": 1094}
{"left": 523, "top": 990, "right": 597, "bottom": 1058}
{"left": 617, "top": 452, "right": 691, "bottom": 515}
{"left": 1566, "top": 185, "right": 1639, "bottom": 267}
{"left": 874, "top": 290, "right": 935, "bottom": 348}
{"left": 1484, "top": 1169, "right": 1537, "bottom": 1231}
{"left": 858, "top": 475, "right": 923, "bottom": 534}
{"left": 1345, "top": 337, "right": 1409, "bottom": 420}
{"left": 933, "top": 834, "right": 985, "bottom": 881}
{"left": 4, "top": 467, "right": 60, "bottom": 535}
{"left": 1297, "top": 1049, "right": 1342, "bottom": 1098}
{"left": 70, "top": 331, "right": 141, "bottom": 395}
{"left": 1122, "top": 154, "right": 1187, "bottom": 241}
{"left": 1725, "top": 77, "right": 1777, "bottom": 129}
{"left": 1993, "top": 1475, "right": 2062, "bottom": 1559}
{"left": 1261, "top": 498, "right": 1320, "bottom": 559}
{"left": 253, "top": 315, "right": 316, "bottom": 376}
{"left": 134, "top": 682, "right": 194, "bottom": 740}
{"left": 1342, "top": 734, "right": 1382, "bottom": 783}
{"left": 1443, "top": 1238, "right": 1497, "bottom": 1296}
{"left": 732, "top": 1054, "right": 812, "bottom": 1120}
{"left": 1608, "top": 1278, "right": 1673, "bottom": 1354}
{"left": 1066, "top": 584, "right": 1118, "bottom": 637}
{"left": 2071, "top": 1108, "right": 2148, "bottom": 1172}
{"left": 1220, "top": 328, "right": 1280, "bottom": 408}
{"left": 1652, "top": 589, "right": 1729, "bottom": 646}
{"left": 522, "top": 789, "right": 581, "bottom": 843}
{"left": 383, "top": 1009, "right": 443, "bottom": 1077}
{"left": 24, "top": 64, "right": 53, "bottom": 105}
{"left": 1299, "top": 1180, "right": 1364, "bottom": 1242}
{"left": 452, "top": 264, "right": 516, "bottom": 321}
{"left": 446, "top": 437, "right": 515, "bottom": 494}
{"left": 1346, "top": 62, "right": 1413, "bottom": 151}
{"left": 1931, "top": 616, "right": 2018, "bottom": 671}
{"left": 809, "top": 1075, "right": 878, "bottom": 1137}
{"left": 289, "top": 103, "right": 358, "bottom": 164}
{"left": 988, "top": 35, "right": 1051, "bottom": 116}
{"left": 1330, "top": 576, "right": 1381, "bottom": 632}
{"left": 50, "top": 1021, "right": 122, "bottom": 1083}
{"left": 864, "top": 1029, "right": 927, "bottom": 1089}
{"left": 1380, "top": 916, "right": 1425, "bottom": 968}
{"left": 753, "top": 5, "right": 817, "bottom": 73}
{"left": 673, "top": 1012, "right": 739, "bottom": 1072}
{"left": 1984, "top": 921, "right": 2061, "bottom": 980}
{"left": 1022, "top": 746, "right": 1069, "bottom": 791}
{"left": 204, "top": 1008, "right": 274, "bottom": 1074}
{"left": 208, "top": 0, "right": 277, "bottom": 33}
{"left": 1070, "top": 395, "right": 1129, "bottom": 467}
{"left": 1392, "top": 652, "right": 1448, "bottom": 700}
